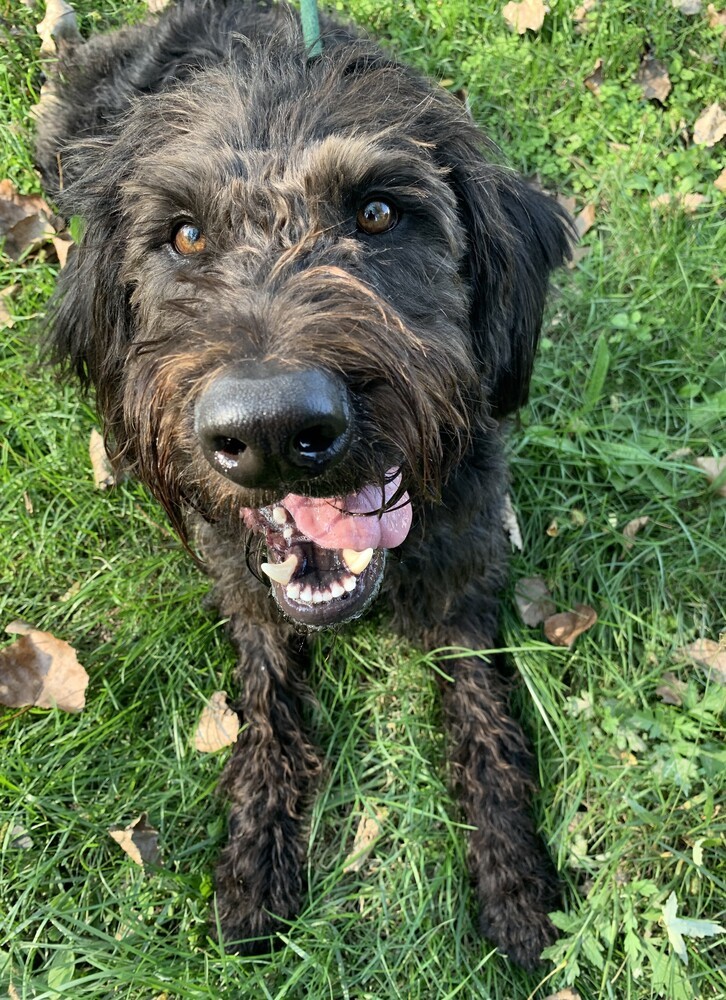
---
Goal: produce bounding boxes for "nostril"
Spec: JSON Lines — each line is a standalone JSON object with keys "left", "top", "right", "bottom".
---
{"left": 292, "top": 424, "right": 341, "bottom": 457}
{"left": 211, "top": 435, "right": 247, "bottom": 469}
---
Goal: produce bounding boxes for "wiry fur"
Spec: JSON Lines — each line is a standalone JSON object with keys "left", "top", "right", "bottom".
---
{"left": 36, "top": 0, "right": 574, "bottom": 970}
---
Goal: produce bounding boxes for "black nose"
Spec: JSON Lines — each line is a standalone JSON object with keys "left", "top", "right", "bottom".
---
{"left": 194, "top": 365, "right": 352, "bottom": 489}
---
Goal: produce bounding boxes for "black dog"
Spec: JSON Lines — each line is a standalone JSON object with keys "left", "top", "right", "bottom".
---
{"left": 36, "top": 0, "right": 573, "bottom": 970}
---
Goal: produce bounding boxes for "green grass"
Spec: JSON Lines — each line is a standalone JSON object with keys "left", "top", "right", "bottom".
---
{"left": 1, "top": 0, "right": 725, "bottom": 997}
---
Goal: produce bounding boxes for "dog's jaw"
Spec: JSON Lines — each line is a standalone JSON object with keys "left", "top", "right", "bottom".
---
{"left": 241, "top": 470, "right": 411, "bottom": 628}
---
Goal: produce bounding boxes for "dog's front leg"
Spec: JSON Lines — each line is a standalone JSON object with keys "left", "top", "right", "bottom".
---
{"left": 214, "top": 620, "right": 320, "bottom": 953}
{"left": 439, "top": 646, "right": 560, "bottom": 971}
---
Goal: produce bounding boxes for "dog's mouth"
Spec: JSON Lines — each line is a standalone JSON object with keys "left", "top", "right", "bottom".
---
{"left": 241, "top": 469, "right": 412, "bottom": 628}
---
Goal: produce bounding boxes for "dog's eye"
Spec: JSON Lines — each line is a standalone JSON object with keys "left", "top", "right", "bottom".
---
{"left": 356, "top": 199, "right": 398, "bottom": 235}
{"left": 173, "top": 223, "right": 206, "bottom": 255}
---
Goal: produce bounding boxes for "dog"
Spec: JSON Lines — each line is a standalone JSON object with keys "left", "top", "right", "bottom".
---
{"left": 35, "top": 0, "right": 574, "bottom": 970}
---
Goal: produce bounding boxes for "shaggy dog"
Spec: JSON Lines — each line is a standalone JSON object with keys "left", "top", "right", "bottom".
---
{"left": 36, "top": 0, "right": 573, "bottom": 970}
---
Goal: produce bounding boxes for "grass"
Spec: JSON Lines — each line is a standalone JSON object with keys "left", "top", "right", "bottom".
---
{"left": 1, "top": 0, "right": 725, "bottom": 997}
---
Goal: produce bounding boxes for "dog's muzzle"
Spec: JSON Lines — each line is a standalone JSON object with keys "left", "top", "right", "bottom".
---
{"left": 194, "top": 364, "right": 413, "bottom": 627}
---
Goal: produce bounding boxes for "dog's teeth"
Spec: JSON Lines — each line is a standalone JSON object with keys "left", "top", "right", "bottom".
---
{"left": 330, "top": 581, "right": 345, "bottom": 598}
{"left": 286, "top": 582, "right": 301, "bottom": 600}
{"left": 272, "top": 506, "right": 287, "bottom": 525}
{"left": 311, "top": 590, "right": 326, "bottom": 604}
{"left": 283, "top": 525, "right": 293, "bottom": 541}
{"left": 260, "top": 553, "right": 298, "bottom": 586}
{"left": 342, "top": 575, "right": 357, "bottom": 593}
{"left": 342, "top": 548, "right": 374, "bottom": 575}
{"left": 299, "top": 584, "right": 313, "bottom": 603}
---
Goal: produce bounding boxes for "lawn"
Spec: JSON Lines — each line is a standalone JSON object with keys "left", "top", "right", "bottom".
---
{"left": 1, "top": 1, "right": 725, "bottom": 998}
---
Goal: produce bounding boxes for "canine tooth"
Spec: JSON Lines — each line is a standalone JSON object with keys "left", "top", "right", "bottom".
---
{"left": 342, "top": 575, "right": 357, "bottom": 593}
{"left": 330, "top": 581, "right": 345, "bottom": 598}
{"left": 272, "top": 506, "right": 287, "bottom": 524}
{"left": 342, "top": 547, "right": 374, "bottom": 575}
{"left": 260, "top": 553, "right": 298, "bottom": 586}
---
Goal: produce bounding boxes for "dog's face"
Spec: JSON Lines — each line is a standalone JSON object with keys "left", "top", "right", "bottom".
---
{"left": 51, "top": 41, "right": 571, "bottom": 628}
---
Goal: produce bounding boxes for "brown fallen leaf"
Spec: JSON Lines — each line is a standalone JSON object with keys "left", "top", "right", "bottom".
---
{"left": 715, "top": 167, "right": 726, "bottom": 192}
{"left": 635, "top": 55, "right": 672, "bottom": 103}
{"left": 678, "top": 639, "right": 726, "bottom": 685}
{"left": 52, "top": 235, "right": 74, "bottom": 268}
{"left": 0, "top": 180, "right": 56, "bottom": 260}
{"left": 514, "top": 576, "right": 556, "bottom": 627}
{"left": 109, "top": 814, "right": 162, "bottom": 867}
{"left": 656, "top": 671, "right": 687, "bottom": 706}
{"left": 693, "top": 102, "right": 726, "bottom": 147}
{"left": 584, "top": 58, "right": 604, "bottom": 96}
{"left": 623, "top": 515, "right": 651, "bottom": 549}
{"left": 672, "top": 0, "right": 702, "bottom": 12}
{"left": 501, "top": 493, "right": 523, "bottom": 551}
{"left": 89, "top": 429, "right": 117, "bottom": 488}
{"left": 147, "top": 0, "right": 170, "bottom": 11}
{"left": 650, "top": 192, "right": 708, "bottom": 212}
{"left": 193, "top": 691, "right": 240, "bottom": 752}
{"left": 0, "top": 622, "right": 88, "bottom": 712}
{"left": 544, "top": 604, "right": 598, "bottom": 647}
{"left": 694, "top": 455, "right": 726, "bottom": 496}
{"left": 502, "top": 0, "right": 548, "bottom": 34}
{"left": 343, "top": 806, "right": 387, "bottom": 873}
{"left": 574, "top": 203, "right": 596, "bottom": 238}
{"left": 0, "top": 284, "right": 19, "bottom": 329}
{"left": 544, "top": 987, "right": 582, "bottom": 1000}
{"left": 707, "top": 3, "right": 726, "bottom": 28}
{"left": 36, "top": 0, "right": 79, "bottom": 55}
{"left": 573, "top": 0, "right": 597, "bottom": 25}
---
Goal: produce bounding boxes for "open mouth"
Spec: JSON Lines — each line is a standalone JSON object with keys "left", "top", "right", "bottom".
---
{"left": 241, "top": 470, "right": 412, "bottom": 628}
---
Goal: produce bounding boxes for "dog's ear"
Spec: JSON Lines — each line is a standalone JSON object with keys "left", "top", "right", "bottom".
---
{"left": 436, "top": 129, "right": 574, "bottom": 417}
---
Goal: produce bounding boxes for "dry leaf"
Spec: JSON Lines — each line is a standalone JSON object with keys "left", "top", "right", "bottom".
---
{"left": 147, "top": 0, "right": 170, "bottom": 10}
{"left": 715, "top": 167, "right": 726, "bottom": 192}
{"left": 623, "top": 515, "right": 651, "bottom": 548}
{"left": 502, "top": 493, "right": 523, "bottom": 551}
{"left": 557, "top": 194, "right": 577, "bottom": 216}
{"left": 694, "top": 455, "right": 726, "bottom": 496}
{"left": 193, "top": 691, "right": 240, "bottom": 752}
{"left": 693, "top": 103, "right": 726, "bottom": 147}
{"left": 656, "top": 671, "right": 687, "bottom": 706}
{"left": 0, "top": 284, "right": 19, "bottom": 329}
{"left": 0, "top": 622, "right": 88, "bottom": 712}
{"left": 514, "top": 577, "right": 556, "bottom": 627}
{"left": 52, "top": 235, "right": 74, "bottom": 268}
{"left": 567, "top": 244, "right": 592, "bottom": 269}
{"left": 574, "top": 203, "right": 596, "bottom": 238}
{"left": 544, "top": 989, "right": 582, "bottom": 1000}
{"left": 707, "top": 3, "right": 726, "bottom": 28}
{"left": 650, "top": 192, "right": 708, "bottom": 212}
{"left": 573, "top": 0, "right": 597, "bottom": 24}
{"left": 671, "top": 0, "right": 702, "bottom": 11}
{"left": 635, "top": 55, "right": 672, "bottom": 103}
{"left": 343, "top": 807, "right": 386, "bottom": 872}
{"left": 544, "top": 604, "right": 597, "bottom": 647}
{"left": 36, "top": 0, "right": 79, "bottom": 55}
{"left": 502, "top": 0, "right": 548, "bottom": 34}
{"left": 546, "top": 518, "right": 559, "bottom": 537}
{"left": 89, "top": 429, "right": 116, "bottom": 488}
{"left": 0, "top": 180, "right": 55, "bottom": 260}
{"left": 585, "top": 58, "right": 604, "bottom": 96}
{"left": 109, "top": 814, "right": 162, "bottom": 867}
{"left": 679, "top": 639, "right": 726, "bottom": 684}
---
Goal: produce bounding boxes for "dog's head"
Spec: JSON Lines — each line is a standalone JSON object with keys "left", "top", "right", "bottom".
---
{"left": 47, "top": 27, "right": 573, "bottom": 628}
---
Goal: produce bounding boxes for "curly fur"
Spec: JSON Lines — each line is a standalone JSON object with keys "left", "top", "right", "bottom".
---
{"left": 36, "top": 0, "right": 574, "bottom": 970}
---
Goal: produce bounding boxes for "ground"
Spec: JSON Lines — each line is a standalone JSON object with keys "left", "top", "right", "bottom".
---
{"left": 0, "top": 1, "right": 725, "bottom": 998}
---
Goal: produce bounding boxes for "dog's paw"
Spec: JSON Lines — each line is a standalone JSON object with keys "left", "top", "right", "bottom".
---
{"left": 479, "top": 893, "right": 559, "bottom": 972}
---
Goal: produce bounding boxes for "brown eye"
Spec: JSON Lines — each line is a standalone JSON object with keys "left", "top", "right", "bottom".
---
{"left": 173, "top": 222, "right": 206, "bottom": 255}
{"left": 356, "top": 199, "right": 398, "bottom": 234}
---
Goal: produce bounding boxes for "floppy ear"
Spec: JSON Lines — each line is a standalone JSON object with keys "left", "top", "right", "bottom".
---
{"left": 435, "top": 128, "right": 574, "bottom": 417}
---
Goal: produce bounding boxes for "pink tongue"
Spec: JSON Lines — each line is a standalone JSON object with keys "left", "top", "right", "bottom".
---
{"left": 282, "top": 470, "right": 412, "bottom": 551}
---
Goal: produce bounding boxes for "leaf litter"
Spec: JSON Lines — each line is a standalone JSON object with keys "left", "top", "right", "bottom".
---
{"left": 502, "top": 0, "right": 548, "bottom": 34}
{"left": 0, "top": 622, "right": 88, "bottom": 712}
{"left": 193, "top": 691, "right": 240, "bottom": 752}
{"left": 109, "top": 814, "right": 162, "bottom": 867}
